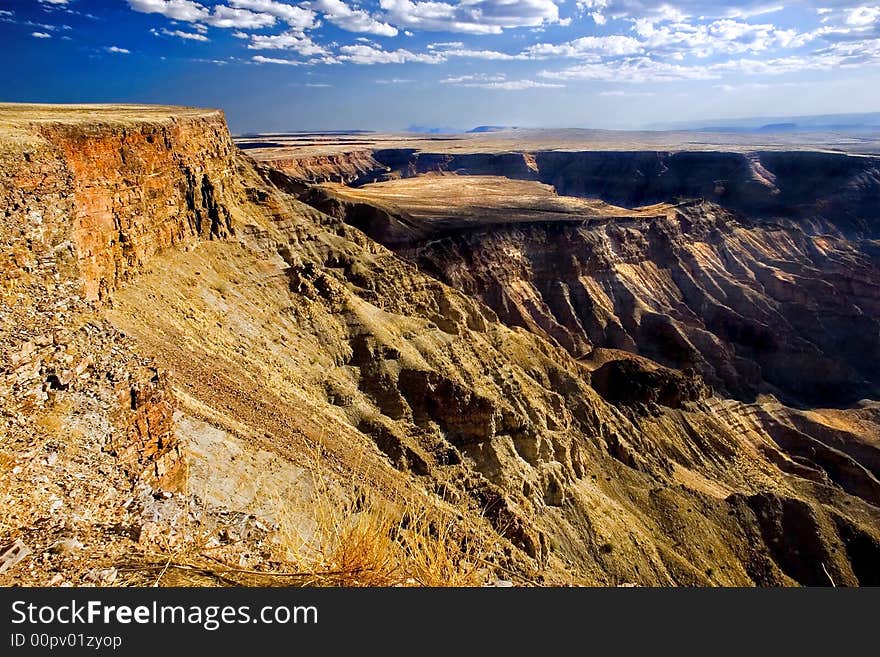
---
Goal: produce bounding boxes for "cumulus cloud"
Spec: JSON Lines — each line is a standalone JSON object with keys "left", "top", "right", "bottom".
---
{"left": 378, "top": 0, "right": 562, "bottom": 34}
{"left": 228, "top": 0, "right": 317, "bottom": 30}
{"left": 525, "top": 34, "right": 643, "bottom": 58}
{"left": 337, "top": 43, "right": 443, "bottom": 64}
{"left": 31, "top": 31, "right": 52, "bottom": 38}
{"left": 151, "top": 27, "right": 210, "bottom": 41}
{"left": 247, "top": 30, "right": 330, "bottom": 56}
{"left": 119, "top": 0, "right": 880, "bottom": 93}
{"left": 106, "top": 46, "right": 131, "bottom": 53}
{"left": 575, "top": 1, "right": 798, "bottom": 22}
{"left": 428, "top": 42, "right": 524, "bottom": 59}
{"left": 127, "top": 0, "right": 209, "bottom": 22}
{"left": 427, "top": 41, "right": 464, "bottom": 49}
{"left": 306, "top": 0, "right": 398, "bottom": 36}
{"left": 128, "top": 0, "right": 276, "bottom": 29}
{"left": 846, "top": 6, "right": 880, "bottom": 26}
{"left": 252, "top": 54, "right": 304, "bottom": 64}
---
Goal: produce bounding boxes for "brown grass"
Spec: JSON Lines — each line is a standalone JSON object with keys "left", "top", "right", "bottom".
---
{"left": 117, "top": 445, "right": 499, "bottom": 588}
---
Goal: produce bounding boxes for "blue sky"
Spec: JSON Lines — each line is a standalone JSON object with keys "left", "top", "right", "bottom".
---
{"left": 2, "top": 0, "right": 880, "bottom": 131}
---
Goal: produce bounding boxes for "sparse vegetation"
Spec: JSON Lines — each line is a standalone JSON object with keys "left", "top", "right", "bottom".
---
{"left": 118, "top": 451, "right": 500, "bottom": 587}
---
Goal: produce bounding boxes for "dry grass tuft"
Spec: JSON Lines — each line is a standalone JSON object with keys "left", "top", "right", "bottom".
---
{"left": 269, "top": 447, "right": 497, "bottom": 587}
{"left": 118, "top": 446, "right": 499, "bottom": 587}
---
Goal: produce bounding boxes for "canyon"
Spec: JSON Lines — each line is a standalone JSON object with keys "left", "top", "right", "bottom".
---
{"left": 1, "top": 105, "right": 879, "bottom": 586}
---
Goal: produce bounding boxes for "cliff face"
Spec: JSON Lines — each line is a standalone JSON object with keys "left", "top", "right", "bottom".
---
{"left": 266, "top": 149, "right": 388, "bottom": 184}
{"left": 0, "top": 108, "right": 243, "bottom": 579}
{"left": 36, "top": 112, "right": 237, "bottom": 301}
{"left": 400, "top": 201, "right": 880, "bottom": 406}
{"left": 3, "top": 106, "right": 880, "bottom": 587}
{"left": 533, "top": 150, "right": 880, "bottom": 237}
{"left": 281, "top": 147, "right": 880, "bottom": 239}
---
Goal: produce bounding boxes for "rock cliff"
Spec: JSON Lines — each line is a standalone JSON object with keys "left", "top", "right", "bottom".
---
{"left": 267, "top": 147, "right": 880, "bottom": 238}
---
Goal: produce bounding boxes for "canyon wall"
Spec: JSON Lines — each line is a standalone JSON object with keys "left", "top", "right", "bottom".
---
{"left": 268, "top": 147, "right": 880, "bottom": 238}
{"left": 38, "top": 111, "right": 238, "bottom": 301}
{"left": 399, "top": 201, "right": 880, "bottom": 406}
{"left": 0, "top": 108, "right": 244, "bottom": 492}
{"left": 3, "top": 107, "right": 880, "bottom": 586}
{"left": 264, "top": 149, "right": 387, "bottom": 184}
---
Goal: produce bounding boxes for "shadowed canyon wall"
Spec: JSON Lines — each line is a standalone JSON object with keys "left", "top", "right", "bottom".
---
{"left": 267, "top": 148, "right": 880, "bottom": 238}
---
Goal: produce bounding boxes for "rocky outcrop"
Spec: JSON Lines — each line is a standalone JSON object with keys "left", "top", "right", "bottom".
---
{"left": 0, "top": 109, "right": 240, "bottom": 498}
{"left": 590, "top": 354, "right": 709, "bottom": 410}
{"left": 37, "top": 112, "right": 238, "bottom": 301}
{"left": 263, "top": 149, "right": 388, "bottom": 185}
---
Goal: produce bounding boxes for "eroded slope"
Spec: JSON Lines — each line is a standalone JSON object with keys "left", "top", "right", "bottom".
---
{"left": 2, "top": 105, "right": 879, "bottom": 587}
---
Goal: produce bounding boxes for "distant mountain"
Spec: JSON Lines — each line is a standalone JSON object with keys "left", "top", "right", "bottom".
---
{"left": 467, "top": 125, "right": 512, "bottom": 133}
{"left": 647, "top": 112, "right": 880, "bottom": 132}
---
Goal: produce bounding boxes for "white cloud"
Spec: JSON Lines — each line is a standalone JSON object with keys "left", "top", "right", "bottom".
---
{"left": 127, "top": 0, "right": 277, "bottom": 29}
{"left": 846, "top": 6, "right": 880, "bottom": 26}
{"left": 209, "top": 5, "right": 277, "bottom": 28}
{"left": 378, "top": 0, "right": 562, "bottom": 35}
{"left": 723, "top": 4, "right": 784, "bottom": 19}
{"left": 599, "top": 89, "right": 656, "bottom": 96}
{"left": 337, "top": 43, "right": 443, "bottom": 64}
{"left": 540, "top": 57, "right": 720, "bottom": 82}
{"left": 306, "top": 0, "right": 398, "bottom": 36}
{"left": 38, "top": 0, "right": 69, "bottom": 4}
{"left": 127, "top": 0, "right": 208, "bottom": 22}
{"left": 120, "top": 0, "right": 880, "bottom": 93}
{"left": 714, "top": 82, "right": 770, "bottom": 91}
{"left": 106, "top": 46, "right": 131, "bottom": 53}
{"left": 525, "top": 35, "right": 643, "bottom": 57}
{"left": 446, "top": 48, "right": 522, "bottom": 60}
{"left": 247, "top": 30, "right": 329, "bottom": 56}
{"left": 227, "top": 0, "right": 317, "bottom": 30}
{"left": 31, "top": 32, "right": 52, "bottom": 38}
{"left": 628, "top": 17, "right": 802, "bottom": 58}
{"left": 0, "top": 10, "right": 13, "bottom": 17}
{"left": 252, "top": 54, "right": 304, "bottom": 65}
{"left": 425, "top": 41, "right": 523, "bottom": 60}
{"left": 443, "top": 73, "right": 565, "bottom": 89}
{"left": 151, "top": 27, "right": 210, "bottom": 41}
{"left": 305, "top": 82, "right": 332, "bottom": 86}
{"left": 442, "top": 73, "right": 506, "bottom": 83}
